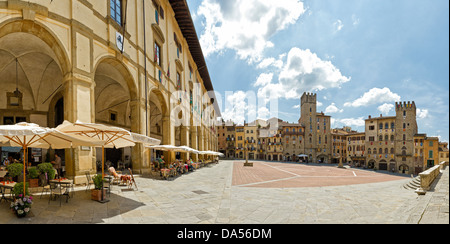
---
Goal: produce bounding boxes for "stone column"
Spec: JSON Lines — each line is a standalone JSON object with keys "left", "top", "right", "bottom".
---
{"left": 162, "top": 115, "right": 174, "bottom": 162}
{"left": 62, "top": 73, "right": 96, "bottom": 184}
{"left": 180, "top": 126, "right": 190, "bottom": 161}
{"left": 190, "top": 126, "right": 198, "bottom": 161}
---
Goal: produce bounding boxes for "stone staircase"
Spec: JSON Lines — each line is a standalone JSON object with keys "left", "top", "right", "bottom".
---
{"left": 403, "top": 176, "right": 421, "bottom": 191}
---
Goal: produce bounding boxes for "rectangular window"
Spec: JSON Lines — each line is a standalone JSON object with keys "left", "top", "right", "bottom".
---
{"left": 429, "top": 150, "right": 433, "bottom": 158}
{"left": 154, "top": 42, "right": 161, "bottom": 66}
{"left": 110, "top": 0, "right": 122, "bottom": 25}
{"left": 177, "top": 72, "right": 181, "bottom": 90}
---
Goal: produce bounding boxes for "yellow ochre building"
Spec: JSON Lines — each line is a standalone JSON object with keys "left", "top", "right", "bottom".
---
{"left": 0, "top": 0, "right": 219, "bottom": 184}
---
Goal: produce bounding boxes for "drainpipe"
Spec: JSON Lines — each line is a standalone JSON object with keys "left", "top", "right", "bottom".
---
{"left": 143, "top": 0, "right": 148, "bottom": 136}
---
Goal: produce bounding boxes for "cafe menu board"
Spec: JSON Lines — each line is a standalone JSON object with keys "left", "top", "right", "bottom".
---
{"left": 31, "top": 148, "right": 42, "bottom": 163}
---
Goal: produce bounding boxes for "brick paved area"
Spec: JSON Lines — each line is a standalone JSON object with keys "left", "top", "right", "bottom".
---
{"left": 233, "top": 161, "right": 409, "bottom": 188}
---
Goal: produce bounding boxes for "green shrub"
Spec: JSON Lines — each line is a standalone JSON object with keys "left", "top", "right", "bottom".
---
{"left": 7, "top": 163, "right": 24, "bottom": 178}
{"left": 92, "top": 174, "right": 103, "bottom": 190}
{"left": 12, "top": 182, "right": 29, "bottom": 197}
{"left": 28, "top": 167, "right": 39, "bottom": 179}
{"left": 37, "top": 162, "right": 55, "bottom": 180}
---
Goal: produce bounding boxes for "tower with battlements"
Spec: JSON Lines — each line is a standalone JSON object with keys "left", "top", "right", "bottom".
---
{"left": 395, "top": 101, "right": 418, "bottom": 173}
{"left": 299, "top": 93, "right": 320, "bottom": 162}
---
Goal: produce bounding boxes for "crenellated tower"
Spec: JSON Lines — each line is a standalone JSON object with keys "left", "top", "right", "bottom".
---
{"left": 299, "top": 92, "right": 317, "bottom": 161}
{"left": 395, "top": 101, "right": 418, "bottom": 172}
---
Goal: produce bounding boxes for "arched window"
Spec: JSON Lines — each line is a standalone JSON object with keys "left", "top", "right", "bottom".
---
{"left": 379, "top": 123, "right": 383, "bottom": 129}
{"left": 385, "top": 123, "right": 389, "bottom": 129}
{"left": 384, "top": 148, "right": 388, "bottom": 154}
{"left": 379, "top": 148, "right": 383, "bottom": 154}
{"left": 391, "top": 122, "right": 395, "bottom": 129}
{"left": 391, "top": 135, "right": 395, "bottom": 141}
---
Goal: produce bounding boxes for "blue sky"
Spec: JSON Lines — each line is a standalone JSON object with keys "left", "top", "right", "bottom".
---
{"left": 186, "top": 0, "right": 449, "bottom": 142}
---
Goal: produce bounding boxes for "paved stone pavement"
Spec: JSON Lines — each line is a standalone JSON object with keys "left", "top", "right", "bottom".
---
{"left": 0, "top": 160, "right": 448, "bottom": 224}
{"left": 406, "top": 166, "right": 449, "bottom": 224}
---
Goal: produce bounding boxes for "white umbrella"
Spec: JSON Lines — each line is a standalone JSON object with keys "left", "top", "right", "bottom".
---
{"left": 131, "top": 132, "right": 161, "bottom": 146}
{"left": 177, "top": 146, "right": 199, "bottom": 154}
{"left": 55, "top": 120, "right": 135, "bottom": 202}
{"left": 0, "top": 122, "right": 102, "bottom": 195}
{"left": 55, "top": 120, "right": 135, "bottom": 168}
{"left": 147, "top": 145, "right": 182, "bottom": 152}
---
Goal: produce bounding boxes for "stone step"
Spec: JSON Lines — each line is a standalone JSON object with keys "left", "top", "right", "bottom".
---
{"left": 404, "top": 176, "right": 421, "bottom": 190}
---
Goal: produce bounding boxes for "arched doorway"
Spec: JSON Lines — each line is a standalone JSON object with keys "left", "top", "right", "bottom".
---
{"left": 94, "top": 58, "right": 138, "bottom": 171}
{"left": 149, "top": 89, "right": 169, "bottom": 163}
{"left": 399, "top": 164, "right": 409, "bottom": 174}
{"left": 389, "top": 160, "right": 396, "bottom": 172}
{"left": 368, "top": 160, "right": 376, "bottom": 169}
{"left": 0, "top": 21, "right": 68, "bottom": 167}
{"left": 379, "top": 160, "right": 388, "bottom": 171}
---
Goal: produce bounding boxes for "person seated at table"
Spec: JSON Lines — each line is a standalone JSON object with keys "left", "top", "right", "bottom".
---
{"left": 157, "top": 156, "right": 165, "bottom": 169}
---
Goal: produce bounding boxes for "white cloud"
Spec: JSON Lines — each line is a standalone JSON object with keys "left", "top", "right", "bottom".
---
{"left": 336, "top": 117, "right": 366, "bottom": 127}
{"left": 220, "top": 90, "right": 274, "bottom": 124}
{"left": 352, "top": 14, "right": 360, "bottom": 26}
{"left": 257, "top": 56, "right": 284, "bottom": 69}
{"left": 253, "top": 73, "right": 274, "bottom": 87}
{"left": 292, "top": 104, "right": 301, "bottom": 109}
{"left": 279, "top": 48, "right": 350, "bottom": 95}
{"left": 417, "top": 108, "right": 429, "bottom": 119}
{"left": 325, "top": 103, "right": 343, "bottom": 114}
{"left": 254, "top": 48, "right": 350, "bottom": 101}
{"left": 197, "top": 0, "right": 305, "bottom": 63}
{"left": 344, "top": 87, "right": 401, "bottom": 107}
{"left": 333, "top": 19, "right": 344, "bottom": 32}
{"left": 377, "top": 103, "right": 395, "bottom": 115}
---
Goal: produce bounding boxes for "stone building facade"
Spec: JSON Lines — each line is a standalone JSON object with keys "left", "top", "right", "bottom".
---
{"left": 0, "top": 0, "right": 219, "bottom": 183}
{"left": 216, "top": 96, "right": 445, "bottom": 175}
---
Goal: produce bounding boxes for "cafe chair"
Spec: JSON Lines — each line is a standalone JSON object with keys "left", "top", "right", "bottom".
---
{"left": 48, "top": 182, "right": 69, "bottom": 206}
{"left": 85, "top": 171, "right": 93, "bottom": 192}
{"left": 128, "top": 168, "right": 138, "bottom": 190}
{"left": 108, "top": 167, "right": 122, "bottom": 185}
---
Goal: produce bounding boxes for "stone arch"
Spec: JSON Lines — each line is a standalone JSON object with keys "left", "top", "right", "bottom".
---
{"left": 149, "top": 88, "right": 169, "bottom": 143}
{"left": 0, "top": 19, "right": 69, "bottom": 126}
{"left": 93, "top": 56, "right": 138, "bottom": 131}
{"left": 0, "top": 19, "right": 71, "bottom": 76}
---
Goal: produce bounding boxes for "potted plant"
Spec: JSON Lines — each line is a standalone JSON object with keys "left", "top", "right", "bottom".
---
{"left": 12, "top": 182, "right": 30, "bottom": 197}
{"left": 91, "top": 174, "right": 106, "bottom": 201}
{"left": 6, "top": 163, "right": 23, "bottom": 182}
{"left": 27, "top": 167, "right": 40, "bottom": 188}
{"left": 37, "top": 162, "right": 56, "bottom": 185}
{"left": 10, "top": 193, "right": 32, "bottom": 218}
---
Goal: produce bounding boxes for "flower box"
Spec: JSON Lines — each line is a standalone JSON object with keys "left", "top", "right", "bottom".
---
{"left": 91, "top": 189, "right": 107, "bottom": 201}
{"left": 28, "top": 178, "right": 39, "bottom": 188}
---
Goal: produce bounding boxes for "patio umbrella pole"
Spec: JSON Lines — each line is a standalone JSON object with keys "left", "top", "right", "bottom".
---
{"left": 99, "top": 143, "right": 109, "bottom": 203}
{"left": 23, "top": 146, "right": 27, "bottom": 196}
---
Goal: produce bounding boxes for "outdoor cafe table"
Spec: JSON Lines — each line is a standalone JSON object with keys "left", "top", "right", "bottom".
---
{"left": 49, "top": 178, "right": 74, "bottom": 205}
{"left": 0, "top": 181, "right": 16, "bottom": 203}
